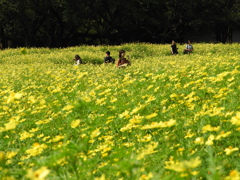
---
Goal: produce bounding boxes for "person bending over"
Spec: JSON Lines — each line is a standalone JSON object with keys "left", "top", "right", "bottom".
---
{"left": 116, "top": 50, "right": 131, "bottom": 67}
{"left": 73, "top": 54, "right": 83, "bottom": 65}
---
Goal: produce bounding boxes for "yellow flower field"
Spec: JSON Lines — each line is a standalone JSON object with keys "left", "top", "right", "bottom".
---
{"left": 0, "top": 43, "right": 240, "bottom": 179}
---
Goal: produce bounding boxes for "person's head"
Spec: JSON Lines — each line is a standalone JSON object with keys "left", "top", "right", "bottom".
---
{"left": 172, "top": 40, "right": 175, "bottom": 45}
{"left": 75, "top": 54, "right": 81, "bottom": 60}
{"left": 119, "top": 50, "right": 125, "bottom": 58}
{"left": 187, "top": 40, "right": 191, "bottom": 44}
{"left": 106, "top": 51, "right": 110, "bottom": 56}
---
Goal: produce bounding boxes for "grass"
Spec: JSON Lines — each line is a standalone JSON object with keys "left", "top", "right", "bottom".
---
{"left": 0, "top": 43, "right": 240, "bottom": 179}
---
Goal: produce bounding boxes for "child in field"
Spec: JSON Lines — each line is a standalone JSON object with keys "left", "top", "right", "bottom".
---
{"left": 116, "top": 50, "right": 131, "bottom": 67}
{"left": 104, "top": 51, "right": 115, "bottom": 63}
{"left": 170, "top": 40, "right": 178, "bottom": 55}
{"left": 73, "top": 54, "right": 83, "bottom": 65}
{"left": 183, "top": 40, "right": 194, "bottom": 54}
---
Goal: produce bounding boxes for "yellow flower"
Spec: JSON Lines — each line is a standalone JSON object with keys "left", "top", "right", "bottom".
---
{"left": 119, "top": 110, "right": 130, "bottom": 119}
{"left": 145, "top": 113, "right": 158, "bottom": 119}
{"left": 94, "top": 174, "right": 105, "bottom": 180}
{"left": 194, "top": 137, "right": 204, "bottom": 145}
{"left": 224, "top": 146, "right": 239, "bottom": 155}
{"left": 52, "top": 135, "right": 64, "bottom": 142}
{"left": 141, "top": 119, "right": 176, "bottom": 130}
{"left": 139, "top": 172, "right": 153, "bottom": 180}
{"left": 230, "top": 112, "right": 240, "bottom": 126}
{"left": 4, "top": 116, "right": 20, "bottom": 131}
{"left": 6, "top": 92, "right": 23, "bottom": 103}
{"left": 165, "top": 157, "right": 201, "bottom": 172}
{"left": 225, "top": 170, "right": 240, "bottom": 180}
{"left": 202, "top": 124, "right": 220, "bottom": 133}
{"left": 205, "top": 135, "right": 215, "bottom": 146}
{"left": 215, "top": 131, "right": 231, "bottom": 140}
{"left": 6, "top": 151, "right": 18, "bottom": 159}
{"left": 137, "top": 142, "right": 158, "bottom": 160}
{"left": 26, "top": 166, "right": 50, "bottom": 180}
{"left": 20, "top": 131, "right": 34, "bottom": 140}
{"left": 26, "top": 144, "right": 48, "bottom": 157}
{"left": 91, "top": 128, "right": 101, "bottom": 139}
{"left": 62, "top": 105, "right": 74, "bottom": 111}
{"left": 71, "top": 119, "right": 81, "bottom": 128}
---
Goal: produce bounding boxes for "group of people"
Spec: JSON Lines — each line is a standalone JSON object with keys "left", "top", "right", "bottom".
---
{"left": 73, "top": 40, "right": 193, "bottom": 66}
{"left": 171, "top": 40, "right": 194, "bottom": 55}
{"left": 73, "top": 49, "right": 131, "bottom": 67}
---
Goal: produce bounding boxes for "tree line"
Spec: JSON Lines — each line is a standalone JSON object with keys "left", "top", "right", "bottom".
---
{"left": 0, "top": 0, "right": 240, "bottom": 48}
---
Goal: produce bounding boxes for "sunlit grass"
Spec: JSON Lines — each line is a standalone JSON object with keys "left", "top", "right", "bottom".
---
{"left": 0, "top": 43, "right": 240, "bottom": 179}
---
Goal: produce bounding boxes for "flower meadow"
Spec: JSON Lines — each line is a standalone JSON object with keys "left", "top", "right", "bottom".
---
{"left": 0, "top": 43, "right": 240, "bottom": 180}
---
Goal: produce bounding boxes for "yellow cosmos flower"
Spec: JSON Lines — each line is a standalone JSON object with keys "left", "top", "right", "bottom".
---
{"left": 205, "top": 135, "right": 215, "bottom": 146}
{"left": 165, "top": 157, "right": 201, "bottom": 172}
{"left": 6, "top": 92, "right": 23, "bottom": 103}
{"left": 52, "top": 135, "right": 65, "bottom": 142}
{"left": 194, "top": 137, "right": 204, "bottom": 145}
{"left": 139, "top": 172, "right": 153, "bottom": 180}
{"left": 145, "top": 113, "right": 158, "bottom": 119}
{"left": 94, "top": 174, "right": 105, "bottom": 180}
{"left": 91, "top": 128, "right": 101, "bottom": 139}
{"left": 20, "top": 131, "right": 34, "bottom": 140}
{"left": 26, "top": 166, "right": 50, "bottom": 180}
{"left": 62, "top": 105, "right": 74, "bottom": 111}
{"left": 230, "top": 112, "right": 240, "bottom": 126}
{"left": 137, "top": 142, "right": 158, "bottom": 160}
{"left": 202, "top": 124, "right": 220, "bottom": 133}
{"left": 26, "top": 144, "right": 48, "bottom": 157}
{"left": 6, "top": 151, "right": 18, "bottom": 159}
{"left": 141, "top": 119, "right": 176, "bottom": 130}
{"left": 225, "top": 170, "right": 240, "bottom": 180}
{"left": 224, "top": 146, "right": 239, "bottom": 155}
{"left": 215, "top": 131, "right": 232, "bottom": 140}
{"left": 71, "top": 119, "right": 81, "bottom": 128}
{"left": 3, "top": 116, "right": 20, "bottom": 132}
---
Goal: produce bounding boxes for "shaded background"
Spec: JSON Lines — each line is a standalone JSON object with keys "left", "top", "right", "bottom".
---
{"left": 0, "top": 0, "right": 240, "bottom": 48}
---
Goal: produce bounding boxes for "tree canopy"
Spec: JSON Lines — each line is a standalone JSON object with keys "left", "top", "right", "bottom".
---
{"left": 0, "top": 0, "right": 240, "bottom": 48}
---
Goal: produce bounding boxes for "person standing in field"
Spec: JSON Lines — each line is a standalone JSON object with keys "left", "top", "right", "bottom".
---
{"left": 116, "top": 50, "right": 131, "bottom": 67}
{"left": 170, "top": 40, "right": 178, "bottom": 55}
{"left": 73, "top": 54, "right": 83, "bottom": 65}
{"left": 104, "top": 51, "right": 115, "bottom": 64}
{"left": 183, "top": 40, "right": 194, "bottom": 54}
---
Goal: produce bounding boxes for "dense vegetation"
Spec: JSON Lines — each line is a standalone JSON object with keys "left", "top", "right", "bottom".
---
{"left": 0, "top": 0, "right": 240, "bottom": 48}
{"left": 1, "top": 43, "right": 240, "bottom": 179}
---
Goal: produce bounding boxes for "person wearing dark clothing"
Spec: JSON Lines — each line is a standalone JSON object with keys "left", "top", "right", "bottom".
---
{"left": 116, "top": 50, "right": 131, "bottom": 67}
{"left": 171, "top": 40, "right": 178, "bottom": 55}
{"left": 104, "top": 51, "right": 115, "bottom": 63}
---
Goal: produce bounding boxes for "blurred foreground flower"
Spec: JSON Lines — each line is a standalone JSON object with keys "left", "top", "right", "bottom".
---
{"left": 7, "top": 92, "right": 23, "bottom": 103}
{"left": 225, "top": 170, "right": 240, "bottom": 180}
{"left": 224, "top": 146, "right": 239, "bottom": 155}
{"left": 194, "top": 137, "right": 204, "bottom": 145}
{"left": 165, "top": 157, "right": 201, "bottom": 173}
{"left": 230, "top": 112, "right": 240, "bottom": 126}
{"left": 141, "top": 119, "right": 176, "bottom": 129}
{"left": 71, "top": 119, "right": 81, "bottom": 128}
{"left": 26, "top": 166, "right": 50, "bottom": 180}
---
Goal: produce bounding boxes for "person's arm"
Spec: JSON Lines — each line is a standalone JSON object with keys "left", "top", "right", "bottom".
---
{"left": 116, "top": 59, "right": 120, "bottom": 67}
{"left": 171, "top": 45, "right": 174, "bottom": 54}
